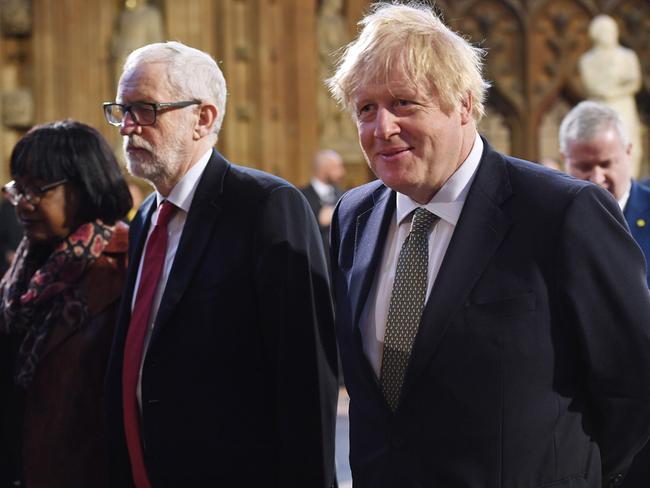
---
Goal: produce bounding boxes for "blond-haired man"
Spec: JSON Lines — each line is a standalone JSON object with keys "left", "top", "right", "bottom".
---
{"left": 328, "top": 4, "right": 650, "bottom": 487}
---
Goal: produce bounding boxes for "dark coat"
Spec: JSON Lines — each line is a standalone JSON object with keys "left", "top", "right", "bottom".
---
{"left": 300, "top": 182, "right": 344, "bottom": 266}
{"left": 105, "top": 151, "right": 339, "bottom": 488}
{"left": 0, "top": 222, "right": 128, "bottom": 488}
{"left": 623, "top": 179, "right": 650, "bottom": 287}
{"left": 331, "top": 140, "right": 650, "bottom": 488}
{"left": 620, "top": 179, "right": 650, "bottom": 485}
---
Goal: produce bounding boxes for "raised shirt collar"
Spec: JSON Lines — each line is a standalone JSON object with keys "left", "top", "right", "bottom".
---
{"left": 155, "top": 148, "right": 213, "bottom": 212}
{"left": 395, "top": 133, "right": 483, "bottom": 227}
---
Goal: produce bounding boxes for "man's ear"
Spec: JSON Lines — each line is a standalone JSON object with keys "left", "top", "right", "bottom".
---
{"left": 460, "top": 92, "right": 473, "bottom": 125}
{"left": 194, "top": 104, "right": 218, "bottom": 139}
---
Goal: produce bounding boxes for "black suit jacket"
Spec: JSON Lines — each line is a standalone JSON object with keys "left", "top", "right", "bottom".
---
{"left": 105, "top": 150, "right": 338, "bottom": 487}
{"left": 623, "top": 180, "right": 650, "bottom": 287}
{"left": 620, "top": 179, "right": 650, "bottom": 485}
{"left": 300, "top": 182, "right": 344, "bottom": 262}
{"left": 331, "top": 140, "right": 650, "bottom": 488}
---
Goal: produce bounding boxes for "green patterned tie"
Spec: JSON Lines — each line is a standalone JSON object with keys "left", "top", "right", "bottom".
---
{"left": 380, "top": 207, "right": 438, "bottom": 412}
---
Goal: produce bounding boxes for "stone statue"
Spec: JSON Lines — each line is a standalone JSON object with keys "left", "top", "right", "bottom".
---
{"left": 317, "top": 0, "right": 357, "bottom": 159}
{"left": 111, "top": 0, "right": 165, "bottom": 86}
{"left": 579, "top": 14, "right": 643, "bottom": 177}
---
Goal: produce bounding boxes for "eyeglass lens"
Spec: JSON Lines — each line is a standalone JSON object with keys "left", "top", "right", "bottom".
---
{"left": 106, "top": 103, "right": 156, "bottom": 126}
{"left": 2, "top": 179, "right": 67, "bottom": 206}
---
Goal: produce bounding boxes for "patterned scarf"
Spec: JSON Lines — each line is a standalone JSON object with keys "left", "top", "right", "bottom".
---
{"left": 0, "top": 220, "right": 114, "bottom": 387}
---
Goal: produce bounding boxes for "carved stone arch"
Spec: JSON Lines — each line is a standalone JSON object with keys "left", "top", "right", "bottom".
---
{"left": 530, "top": 0, "right": 592, "bottom": 106}
{"left": 537, "top": 94, "right": 573, "bottom": 163}
{"left": 448, "top": 0, "right": 525, "bottom": 116}
{"left": 479, "top": 87, "right": 518, "bottom": 155}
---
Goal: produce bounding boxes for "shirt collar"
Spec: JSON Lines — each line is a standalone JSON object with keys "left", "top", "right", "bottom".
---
{"left": 155, "top": 148, "right": 213, "bottom": 212}
{"left": 617, "top": 180, "right": 632, "bottom": 211}
{"left": 396, "top": 133, "right": 483, "bottom": 226}
{"left": 311, "top": 177, "right": 333, "bottom": 199}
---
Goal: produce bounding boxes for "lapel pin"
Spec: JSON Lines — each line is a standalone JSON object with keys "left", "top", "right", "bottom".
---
{"left": 637, "top": 218, "right": 646, "bottom": 228}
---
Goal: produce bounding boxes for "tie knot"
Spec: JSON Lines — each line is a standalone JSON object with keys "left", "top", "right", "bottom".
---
{"left": 155, "top": 200, "right": 176, "bottom": 228}
{"left": 410, "top": 207, "right": 437, "bottom": 235}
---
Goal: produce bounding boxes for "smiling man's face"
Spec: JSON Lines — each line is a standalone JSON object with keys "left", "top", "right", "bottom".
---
{"left": 353, "top": 69, "right": 473, "bottom": 204}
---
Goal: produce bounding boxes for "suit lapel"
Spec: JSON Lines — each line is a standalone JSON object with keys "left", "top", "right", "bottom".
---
{"left": 148, "top": 151, "right": 228, "bottom": 344}
{"left": 403, "top": 145, "right": 513, "bottom": 395}
{"left": 114, "top": 196, "right": 156, "bottom": 339}
{"left": 624, "top": 181, "right": 650, "bottom": 238}
{"left": 349, "top": 186, "right": 395, "bottom": 330}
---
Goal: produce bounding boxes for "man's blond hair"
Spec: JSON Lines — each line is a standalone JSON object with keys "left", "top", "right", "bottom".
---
{"left": 327, "top": 2, "right": 490, "bottom": 121}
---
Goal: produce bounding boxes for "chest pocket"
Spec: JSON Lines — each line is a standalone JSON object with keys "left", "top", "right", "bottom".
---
{"left": 464, "top": 292, "right": 536, "bottom": 322}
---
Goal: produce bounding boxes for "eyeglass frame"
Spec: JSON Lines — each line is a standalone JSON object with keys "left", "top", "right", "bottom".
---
{"left": 1, "top": 179, "right": 69, "bottom": 206}
{"left": 102, "top": 100, "right": 202, "bottom": 127}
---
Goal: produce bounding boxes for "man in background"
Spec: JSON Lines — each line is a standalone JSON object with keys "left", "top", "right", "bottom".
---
{"left": 103, "top": 41, "right": 338, "bottom": 487}
{"left": 561, "top": 100, "right": 650, "bottom": 287}
{"left": 301, "top": 149, "right": 346, "bottom": 263}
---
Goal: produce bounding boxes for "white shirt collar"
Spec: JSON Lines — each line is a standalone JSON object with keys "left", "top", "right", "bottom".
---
{"left": 396, "top": 133, "right": 483, "bottom": 226}
{"left": 155, "top": 148, "right": 213, "bottom": 212}
{"left": 311, "top": 177, "right": 333, "bottom": 200}
{"left": 617, "top": 180, "right": 632, "bottom": 211}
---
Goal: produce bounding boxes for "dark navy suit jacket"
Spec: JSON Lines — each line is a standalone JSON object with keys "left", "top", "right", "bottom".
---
{"left": 331, "top": 140, "right": 650, "bottom": 488}
{"left": 105, "top": 150, "right": 338, "bottom": 487}
{"left": 620, "top": 179, "right": 650, "bottom": 486}
{"left": 623, "top": 180, "right": 650, "bottom": 287}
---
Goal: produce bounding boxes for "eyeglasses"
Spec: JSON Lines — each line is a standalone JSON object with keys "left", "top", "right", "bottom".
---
{"left": 1, "top": 179, "right": 68, "bottom": 206}
{"left": 102, "top": 100, "right": 201, "bottom": 127}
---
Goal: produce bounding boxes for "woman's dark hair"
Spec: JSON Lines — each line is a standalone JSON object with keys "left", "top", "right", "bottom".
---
{"left": 10, "top": 119, "right": 133, "bottom": 224}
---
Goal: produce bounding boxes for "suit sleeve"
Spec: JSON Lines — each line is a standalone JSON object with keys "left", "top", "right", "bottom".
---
{"left": 559, "top": 185, "right": 650, "bottom": 485}
{"left": 254, "top": 185, "right": 339, "bottom": 488}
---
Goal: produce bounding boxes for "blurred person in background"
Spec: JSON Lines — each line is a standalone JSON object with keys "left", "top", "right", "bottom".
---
{"left": 0, "top": 120, "right": 132, "bottom": 488}
{"left": 301, "top": 149, "right": 346, "bottom": 266}
{"left": 561, "top": 100, "right": 650, "bottom": 288}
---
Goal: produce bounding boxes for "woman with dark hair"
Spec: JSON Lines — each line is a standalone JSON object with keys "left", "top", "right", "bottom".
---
{"left": 0, "top": 120, "right": 132, "bottom": 487}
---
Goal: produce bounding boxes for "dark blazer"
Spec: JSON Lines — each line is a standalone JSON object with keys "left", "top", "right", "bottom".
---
{"left": 105, "top": 151, "right": 338, "bottom": 487}
{"left": 300, "top": 182, "right": 344, "bottom": 261}
{"left": 620, "top": 180, "right": 650, "bottom": 485}
{"left": 623, "top": 180, "right": 650, "bottom": 287}
{"left": 331, "top": 140, "right": 650, "bottom": 488}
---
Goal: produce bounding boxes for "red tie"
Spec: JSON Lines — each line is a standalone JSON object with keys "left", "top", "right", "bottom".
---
{"left": 122, "top": 200, "right": 175, "bottom": 488}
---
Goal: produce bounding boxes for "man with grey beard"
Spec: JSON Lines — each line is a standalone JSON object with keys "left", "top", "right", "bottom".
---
{"left": 102, "top": 41, "right": 338, "bottom": 488}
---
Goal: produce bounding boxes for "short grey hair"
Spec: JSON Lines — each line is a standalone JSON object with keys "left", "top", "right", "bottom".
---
{"left": 559, "top": 101, "right": 630, "bottom": 154}
{"left": 122, "top": 41, "right": 227, "bottom": 141}
{"left": 327, "top": 2, "right": 490, "bottom": 121}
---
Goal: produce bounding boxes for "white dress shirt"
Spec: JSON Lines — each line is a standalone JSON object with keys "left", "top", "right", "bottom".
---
{"left": 360, "top": 134, "right": 484, "bottom": 378}
{"left": 311, "top": 177, "right": 337, "bottom": 205}
{"left": 133, "top": 148, "right": 212, "bottom": 407}
{"left": 618, "top": 181, "right": 631, "bottom": 211}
